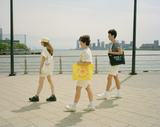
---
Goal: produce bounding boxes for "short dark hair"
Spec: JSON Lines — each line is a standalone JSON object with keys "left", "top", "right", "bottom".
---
{"left": 79, "top": 35, "right": 90, "bottom": 46}
{"left": 108, "top": 29, "right": 117, "bottom": 38}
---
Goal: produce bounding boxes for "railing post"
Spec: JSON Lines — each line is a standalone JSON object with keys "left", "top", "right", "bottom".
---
{"left": 95, "top": 56, "right": 98, "bottom": 74}
{"left": 59, "top": 56, "right": 62, "bottom": 74}
{"left": 24, "top": 57, "right": 28, "bottom": 74}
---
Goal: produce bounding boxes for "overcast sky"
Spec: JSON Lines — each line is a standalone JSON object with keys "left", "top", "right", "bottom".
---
{"left": 0, "top": 0, "right": 160, "bottom": 49}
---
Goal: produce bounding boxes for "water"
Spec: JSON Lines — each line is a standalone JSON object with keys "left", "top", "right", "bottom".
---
{"left": 0, "top": 50, "right": 160, "bottom": 74}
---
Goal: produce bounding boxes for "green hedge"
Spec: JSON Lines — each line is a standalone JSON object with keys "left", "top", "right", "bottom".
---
{"left": 0, "top": 42, "right": 29, "bottom": 51}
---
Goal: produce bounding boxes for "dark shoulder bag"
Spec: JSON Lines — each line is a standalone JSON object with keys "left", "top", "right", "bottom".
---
{"left": 108, "top": 51, "right": 125, "bottom": 66}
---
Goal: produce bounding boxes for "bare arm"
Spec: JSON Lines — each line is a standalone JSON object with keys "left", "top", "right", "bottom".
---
{"left": 39, "top": 56, "right": 45, "bottom": 74}
{"left": 77, "top": 61, "right": 91, "bottom": 65}
{"left": 108, "top": 48, "right": 122, "bottom": 55}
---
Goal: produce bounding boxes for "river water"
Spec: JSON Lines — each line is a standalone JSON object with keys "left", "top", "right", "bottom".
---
{"left": 0, "top": 50, "right": 160, "bottom": 74}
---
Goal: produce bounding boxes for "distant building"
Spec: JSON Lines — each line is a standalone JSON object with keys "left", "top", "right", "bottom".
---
{"left": 105, "top": 44, "right": 110, "bottom": 50}
{"left": 120, "top": 40, "right": 125, "bottom": 49}
{"left": 154, "top": 40, "right": 159, "bottom": 48}
{"left": 92, "top": 43, "right": 96, "bottom": 49}
{"left": 125, "top": 44, "right": 132, "bottom": 49}
{"left": 0, "top": 28, "right": 2, "bottom": 40}
{"left": 123, "top": 41, "right": 133, "bottom": 49}
{"left": 89, "top": 43, "right": 91, "bottom": 48}
{"left": 101, "top": 41, "right": 105, "bottom": 49}
{"left": 140, "top": 44, "right": 154, "bottom": 49}
{"left": 0, "top": 38, "right": 19, "bottom": 44}
{"left": 97, "top": 39, "right": 100, "bottom": 48}
{"left": 105, "top": 42, "right": 112, "bottom": 50}
{"left": 77, "top": 40, "right": 79, "bottom": 49}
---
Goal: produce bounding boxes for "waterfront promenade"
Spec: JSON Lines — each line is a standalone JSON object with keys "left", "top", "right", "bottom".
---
{"left": 0, "top": 73, "right": 160, "bottom": 127}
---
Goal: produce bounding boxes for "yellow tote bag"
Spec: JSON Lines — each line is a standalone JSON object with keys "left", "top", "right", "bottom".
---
{"left": 72, "top": 51, "right": 94, "bottom": 81}
{"left": 72, "top": 64, "right": 94, "bottom": 81}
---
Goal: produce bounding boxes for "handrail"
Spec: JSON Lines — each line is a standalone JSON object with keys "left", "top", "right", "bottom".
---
{"left": 0, "top": 54, "right": 160, "bottom": 58}
{"left": 0, "top": 54, "right": 160, "bottom": 74}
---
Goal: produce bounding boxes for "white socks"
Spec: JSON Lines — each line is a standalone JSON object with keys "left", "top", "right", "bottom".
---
{"left": 118, "top": 89, "right": 121, "bottom": 94}
{"left": 72, "top": 102, "right": 77, "bottom": 108}
{"left": 52, "top": 93, "right": 55, "bottom": 96}
{"left": 105, "top": 91, "right": 108, "bottom": 95}
{"left": 104, "top": 89, "right": 121, "bottom": 95}
{"left": 90, "top": 101, "right": 94, "bottom": 107}
{"left": 36, "top": 94, "right": 39, "bottom": 97}
{"left": 72, "top": 102, "right": 94, "bottom": 108}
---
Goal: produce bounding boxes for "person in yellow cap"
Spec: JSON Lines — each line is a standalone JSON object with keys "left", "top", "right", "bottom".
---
{"left": 29, "top": 37, "right": 56, "bottom": 102}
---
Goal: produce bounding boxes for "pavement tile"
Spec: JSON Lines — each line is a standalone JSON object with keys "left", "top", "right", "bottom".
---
{"left": 29, "top": 117, "right": 54, "bottom": 127}
{"left": 152, "top": 124, "right": 160, "bottom": 127}
{"left": 0, "top": 117, "right": 10, "bottom": 126}
{"left": 119, "top": 117, "right": 154, "bottom": 127}
{"left": 0, "top": 106, "right": 7, "bottom": 112}
{"left": 6, "top": 116, "right": 32, "bottom": 127}
{"left": 96, "top": 117, "right": 128, "bottom": 127}
{"left": 0, "top": 110, "right": 17, "bottom": 119}
{"left": 0, "top": 73, "right": 160, "bottom": 127}
{"left": 141, "top": 117, "right": 160, "bottom": 125}
{"left": 136, "top": 110, "right": 160, "bottom": 120}
{"left": 0, "top": 125, "right": 15, "bottom": 127}
{"left": 116, "top": 110, "right": 146, "bottom": 120}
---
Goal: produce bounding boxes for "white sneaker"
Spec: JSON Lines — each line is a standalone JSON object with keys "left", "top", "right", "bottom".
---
{"left": 65, "top": 104, "right": 76, "bottom": 112}
{"left": 83, "top": 105, "right": 95, "bottom": 111}
{"left": 97, "top": 93, "right": 107, "bottom": 99}
{"left": 111, "top": 93, "right": 122, "bottom": 98}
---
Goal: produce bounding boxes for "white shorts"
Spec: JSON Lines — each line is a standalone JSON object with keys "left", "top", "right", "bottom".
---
{"left": 40, "top": 72, "right": 52, "bottom": 78}
{"left": 108, "top": 65, "right": 119, "bottom": 76}
{"left": 77, "top": 80, "right": 91, "bottom": 88}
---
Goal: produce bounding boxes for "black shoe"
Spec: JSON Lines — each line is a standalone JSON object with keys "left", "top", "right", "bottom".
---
{"left": 46, "top": 95, "right": 56, "bottom": 101}
{"left": 29, "top": 95, "right": 39, "bottom": 102}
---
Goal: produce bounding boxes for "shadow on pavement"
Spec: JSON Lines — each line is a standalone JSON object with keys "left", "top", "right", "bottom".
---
{"left": 54, "top": 111, "right": 89, "bottom": 127}
{"left": 12, "top": 102, "right": 49, "bottom": 113}
{"left": 95, "top": 98, "right": 119, "bottom": 109}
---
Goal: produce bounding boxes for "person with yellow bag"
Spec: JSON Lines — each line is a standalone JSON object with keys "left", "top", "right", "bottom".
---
{"left": 65, "top": 35, "right": 95, "bottom": 112}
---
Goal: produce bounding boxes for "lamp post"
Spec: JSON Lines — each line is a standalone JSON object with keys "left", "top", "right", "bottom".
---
{"left": 130, "top": 0, "right": 137, "bottom": 75}
{"left": 9, "top": 0, "right": 16, "bottom": 76}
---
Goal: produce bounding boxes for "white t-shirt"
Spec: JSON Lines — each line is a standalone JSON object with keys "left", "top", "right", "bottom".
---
{"left": 81, "top": 48, "right": 93, "bottom": 63}
{"left": 41, "top": 47, "right": 53, "bottom": 61}
{"left": 77, "top": 47, "right": 92, "bottom": 88}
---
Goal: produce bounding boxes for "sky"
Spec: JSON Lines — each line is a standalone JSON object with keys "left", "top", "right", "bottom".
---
{"left": 0, "top": 0, "right": 160, "bottom": 49}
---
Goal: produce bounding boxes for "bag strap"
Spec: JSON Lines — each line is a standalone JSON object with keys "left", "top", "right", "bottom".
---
{"left": 79, "top": 52, "right": 84, "bottom": 61}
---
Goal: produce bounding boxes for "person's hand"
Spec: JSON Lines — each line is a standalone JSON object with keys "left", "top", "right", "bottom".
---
{"left": 108, "top": 50, "right": 112, "bottom": 54}
{"left": 77, "top": 61, "right": 81, "bottom": 65}
{"left": 39, "top": 69, "right": 41, "bottom": 75}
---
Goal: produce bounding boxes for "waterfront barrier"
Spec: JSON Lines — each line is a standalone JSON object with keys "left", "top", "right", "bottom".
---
{"left": 0, "top": 51, "right": 41, "bottom": 55}
{"left": 0, "top": 54, "right": 160, "bottom": 74}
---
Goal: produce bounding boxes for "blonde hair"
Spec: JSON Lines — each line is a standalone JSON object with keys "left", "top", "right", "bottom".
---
{"left": 43, "top": 42, "right": 53, "bottom": 56}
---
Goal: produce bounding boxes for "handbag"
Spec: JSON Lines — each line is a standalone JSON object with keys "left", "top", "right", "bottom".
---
{"left": 41, "top": 53, "right": 54, "bottom": 73}
{"left": 108, "top": 51, "right": 125, "bottom": 66}
{"left": 72, "top": 51, "right": 94, "bottom": 81}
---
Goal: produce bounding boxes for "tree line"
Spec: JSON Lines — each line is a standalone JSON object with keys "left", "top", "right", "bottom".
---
{"left": 0, "top": 42, "right": 29, "bottom": 51}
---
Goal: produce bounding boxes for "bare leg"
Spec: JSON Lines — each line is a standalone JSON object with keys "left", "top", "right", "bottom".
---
{"left": 47, "top": 75, "right": 54, "bottom": 93}
{"left": 36, "top": 76, "right": 45, "bottom": 95}
{"left": 114, "top": 74, "right": 120, "bottom": 90}
{"left": 106, "top": 74, "right": 114, "bottom": 91}
{"left": 85, "top": 85, "right": 93, "bottom": 101}
{"left": 74, "top": 86, "right": 82, "bottom": 103}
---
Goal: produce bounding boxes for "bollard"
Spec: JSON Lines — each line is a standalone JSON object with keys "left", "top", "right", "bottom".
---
{"left": 59, "top": 56, "right": 62, "bottom": 74}
{"left": 24, "top": 57, "right": 28, "bottom": 74}
{"left": 95, "top": 56, "right": 98, "bottom": 74}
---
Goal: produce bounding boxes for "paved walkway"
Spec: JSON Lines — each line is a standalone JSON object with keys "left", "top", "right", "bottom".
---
{"left": 0, "top": 73, "right": 160, "bottom": 127}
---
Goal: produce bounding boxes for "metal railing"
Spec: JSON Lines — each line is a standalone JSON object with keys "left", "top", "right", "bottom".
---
{"left": 0, "top": 54, "right": 160, "bottom": 74}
